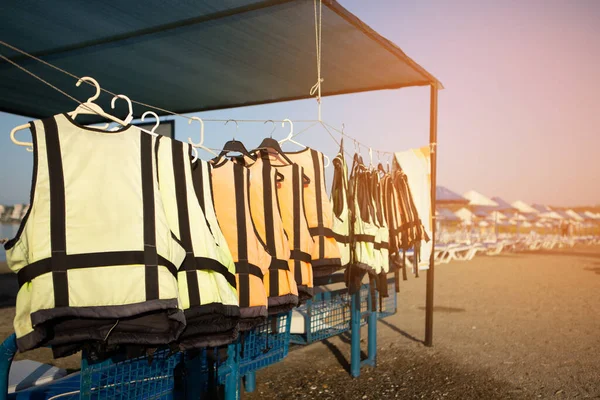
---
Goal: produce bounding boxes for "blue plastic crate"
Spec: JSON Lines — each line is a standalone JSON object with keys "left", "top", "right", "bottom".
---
{"left": 238, "top": 312, "right": 291, "bottom": 376}
{"left": 377, "top": 278, "right": 397, "bottom": 319}
{"left": 290, "top": 289, "right": 351, "bottom": 345}
{"left": 80, "top": 347, "right": 182, "bottom": 399}
{"left": 290, "top": 284, "right": 370, "bottom": 345}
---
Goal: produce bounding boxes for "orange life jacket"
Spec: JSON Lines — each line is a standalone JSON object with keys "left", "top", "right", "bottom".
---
{"left": 211, "top": 158, "right": 270, "bottom": 330}
{"left": 285, "top": 148, "right": 342, "bottom": 277}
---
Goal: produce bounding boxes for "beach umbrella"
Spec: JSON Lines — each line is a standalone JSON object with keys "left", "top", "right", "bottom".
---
{"left": 437, "top": 208, "right": 461, "bottom": 221}
{"left": 436, "top": 186, "right": 469, "bottom": 205}
{"left": 487, "top": 211, "right": 507, "bottom": 221}
{"left": 532, "top": 204, "right": 552, "bottom": 213}
{"left": 565, "top": 209, "right": 583, "bottom": 221}
{"left": 511, "top": 200, "right": 539, "bottom": 214}
{"left": 463, "top": 190, "right": 499, "bottom": 207}
{"left": 491, "top": 197, "right": 516, "bottom": 212}
{"left": 454, "top": 207, "right": 475, "bottom": 225}
{"left": 540, "top": 211, "right": 563, "bottom": 220}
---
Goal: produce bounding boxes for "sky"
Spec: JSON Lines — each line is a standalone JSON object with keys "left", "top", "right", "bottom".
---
{"left": 1, "top": 0, "right": 599, "bottom": 207}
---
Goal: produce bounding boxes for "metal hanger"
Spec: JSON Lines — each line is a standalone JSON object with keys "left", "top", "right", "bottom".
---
{"left": 188, "top": 116, "right": 217, "bottom": 162}
{"left": 141, "top": 111, "right": 160, "bottom": 136}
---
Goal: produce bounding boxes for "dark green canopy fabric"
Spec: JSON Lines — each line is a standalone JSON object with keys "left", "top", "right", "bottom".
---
{"left": 0, "top": 0, "right": 441, "bottom": 121}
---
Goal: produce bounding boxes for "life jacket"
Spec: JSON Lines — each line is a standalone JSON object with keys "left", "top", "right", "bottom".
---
{"left": 155, "top": 137, "right": 239, "bottom": 349}
{"left": 5, "top": 114, "right": 186, "bottom": 354}
{"left": 244, "top": 155, "right": 299, "bottom": 313}
{"left": 380, "top": 172, "right": 405, "bottom": 287}
{"left": 392, "top": 167, "right": 429, "bottom": 277}
{"left": 285, "top": 148, "right": 342, "bottom": 277}
{"left": 371, "top": 170, "right": 390, "bottom": 300}
{"left": 269, "top": 159, "right": 314, "bottom": 303}
{"left": 211, "top": 158, "right": 269, "bottom": 331}
{"left": 330, "top": 145, "right": 351, "bottom": 268}
{"left": 348, "top": 156, "right": 379, "bottom": 275}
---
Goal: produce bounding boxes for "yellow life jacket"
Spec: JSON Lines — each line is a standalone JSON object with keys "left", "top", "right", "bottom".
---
{"left": 270, "top": 160, "right": 314, "bottom": 303}
{"left": 211, "top": 158, "right": 269, "bottom": 331}
{"left": 155, "top": 137, "right": 239, "bottom": 349}
{"left": 5, "top": 114, "right": 185, "bottom": 354}
{"left": 245, "top": 156, "right": 298, "bottom": 314}
{"left": 285, "top": 148, "right": 342, "bottom": 277}
{"left": 371, "top": 171, "right": 390, "bottom": 276}
{"left": 348, "top": 156, "right": 378, "bottom": 274}
{"left": 330, "top": 146, "right": 350, "bottom": 268}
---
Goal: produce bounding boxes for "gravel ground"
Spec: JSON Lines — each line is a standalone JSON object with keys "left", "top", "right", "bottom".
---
{"left": 1, "top": 245, "right": 600, "bottom": 398}
{"left": 244, "top": 246, "right": 600, "bottom": 399}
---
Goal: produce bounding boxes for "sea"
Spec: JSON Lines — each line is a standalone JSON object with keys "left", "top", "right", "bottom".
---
{"left": 0, "top": 223, "right": 18, "bottom": 262}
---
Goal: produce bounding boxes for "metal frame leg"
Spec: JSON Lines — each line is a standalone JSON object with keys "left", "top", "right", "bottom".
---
{"left": 366, "top": 299, "right": 377, "bottom": 367}
{"left": 244, "top": 371, "right": 256, "bottom": 393}
{"left": 350, "top": 290, "right": 362, "bottom": 378}
{"left": 224, "top": 343, "right": 240, "bottom": 400}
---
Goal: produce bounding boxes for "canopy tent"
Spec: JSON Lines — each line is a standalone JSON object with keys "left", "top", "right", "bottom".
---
{"left": 511, "top": 200, "right": 539, "bottom": 214}
{"left": 491, "top": 196, "right": 516, "bottom": 212}
{"left": 436, "top": 207, "right": 460, "bottom": 222}
{"left": 0, "top": 1, "right": 443, "bottom": 349}
{"left": 463, "top": 190, "right": 498, "bottom": 207}
{"left": 436, "top": 186, "right": 469, "bottom": 205}
{"left": 0, "top": 0, "right": 441, "bottom": 121}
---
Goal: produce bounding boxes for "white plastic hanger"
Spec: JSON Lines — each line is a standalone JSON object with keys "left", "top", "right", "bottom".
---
{"left": 278, "top": 118, "right": 330, "bottom": 167}
{"left": 69, "top": 77, "right": 110, "bottom": 130}
{"left": 188, "top": 116, "right": 216, "bottom": 162}
{"left": 10, "top": 76, "right": 115, "bottom": 151}
{"left": 109, "top": 94, "right": 134, "bottom": 131}
{"left": 141, "top": 111, "right": 160, "bottom": 136}
{"left": 10, "top": 123, "right": 34, "bottom": 152}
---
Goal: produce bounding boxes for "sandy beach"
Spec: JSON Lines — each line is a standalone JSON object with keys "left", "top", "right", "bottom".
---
{"left": 1, "top": 247, "right": 599, "bottom": 397}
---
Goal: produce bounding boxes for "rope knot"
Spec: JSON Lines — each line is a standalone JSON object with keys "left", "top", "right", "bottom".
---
{"left": 309, "top": 78, "right": 324, "bottom": 97}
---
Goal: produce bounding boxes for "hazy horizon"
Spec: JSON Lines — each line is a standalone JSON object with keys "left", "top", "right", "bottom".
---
{"left": 1, "top": 0, "right": 599, "bottom": 207}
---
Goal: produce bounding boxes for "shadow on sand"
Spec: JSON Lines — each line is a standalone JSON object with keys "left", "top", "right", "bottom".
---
{"left": 532, "top": 250, "right": 600, "bottom": 259}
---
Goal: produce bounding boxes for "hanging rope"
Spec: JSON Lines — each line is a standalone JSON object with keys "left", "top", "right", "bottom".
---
{"left": 311, "top": 0, "right": 324, "bottom": 121}
{"left": 0, "top": 39, "right": 395, "bottom": 156}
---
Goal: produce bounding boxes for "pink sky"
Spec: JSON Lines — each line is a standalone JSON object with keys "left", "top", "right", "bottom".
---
{"left": 341, "top": 0, "right": 600, "bottom": 206}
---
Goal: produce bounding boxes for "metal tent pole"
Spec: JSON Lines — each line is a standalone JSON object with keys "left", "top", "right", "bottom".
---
{"left": 424, "top": 84, "right": 439, "bottom": 347}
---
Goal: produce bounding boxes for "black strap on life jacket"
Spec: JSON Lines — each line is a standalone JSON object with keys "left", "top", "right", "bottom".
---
{"left": 44, "top": 117, "right": 69, "bottom": 307}
{"left": 171, "top": 139, "right": 201, "bottom": 306}
{"left": 233, "top": 163, "right": 251, "bottom": 308}
{"left": 141, "top": 131, "right": 160, "bottom": 300}
{"left": 17, "top": 251, "right": 178, "bottom": 288}
{"left": 311, "top": 149, "right": 326, "bottom": 260}
{"left": 292, "top": 163, "right": 303, "bottom": 287}
{"left": 262, "top": 160, "right": 281, "bottom": 298}
{"left": 190, "top": 158, "right": 214, "bottom": 237}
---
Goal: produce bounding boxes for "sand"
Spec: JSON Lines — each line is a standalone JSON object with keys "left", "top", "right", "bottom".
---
{"left": 0, "top": 247, "right": 599, "bottom": 397}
